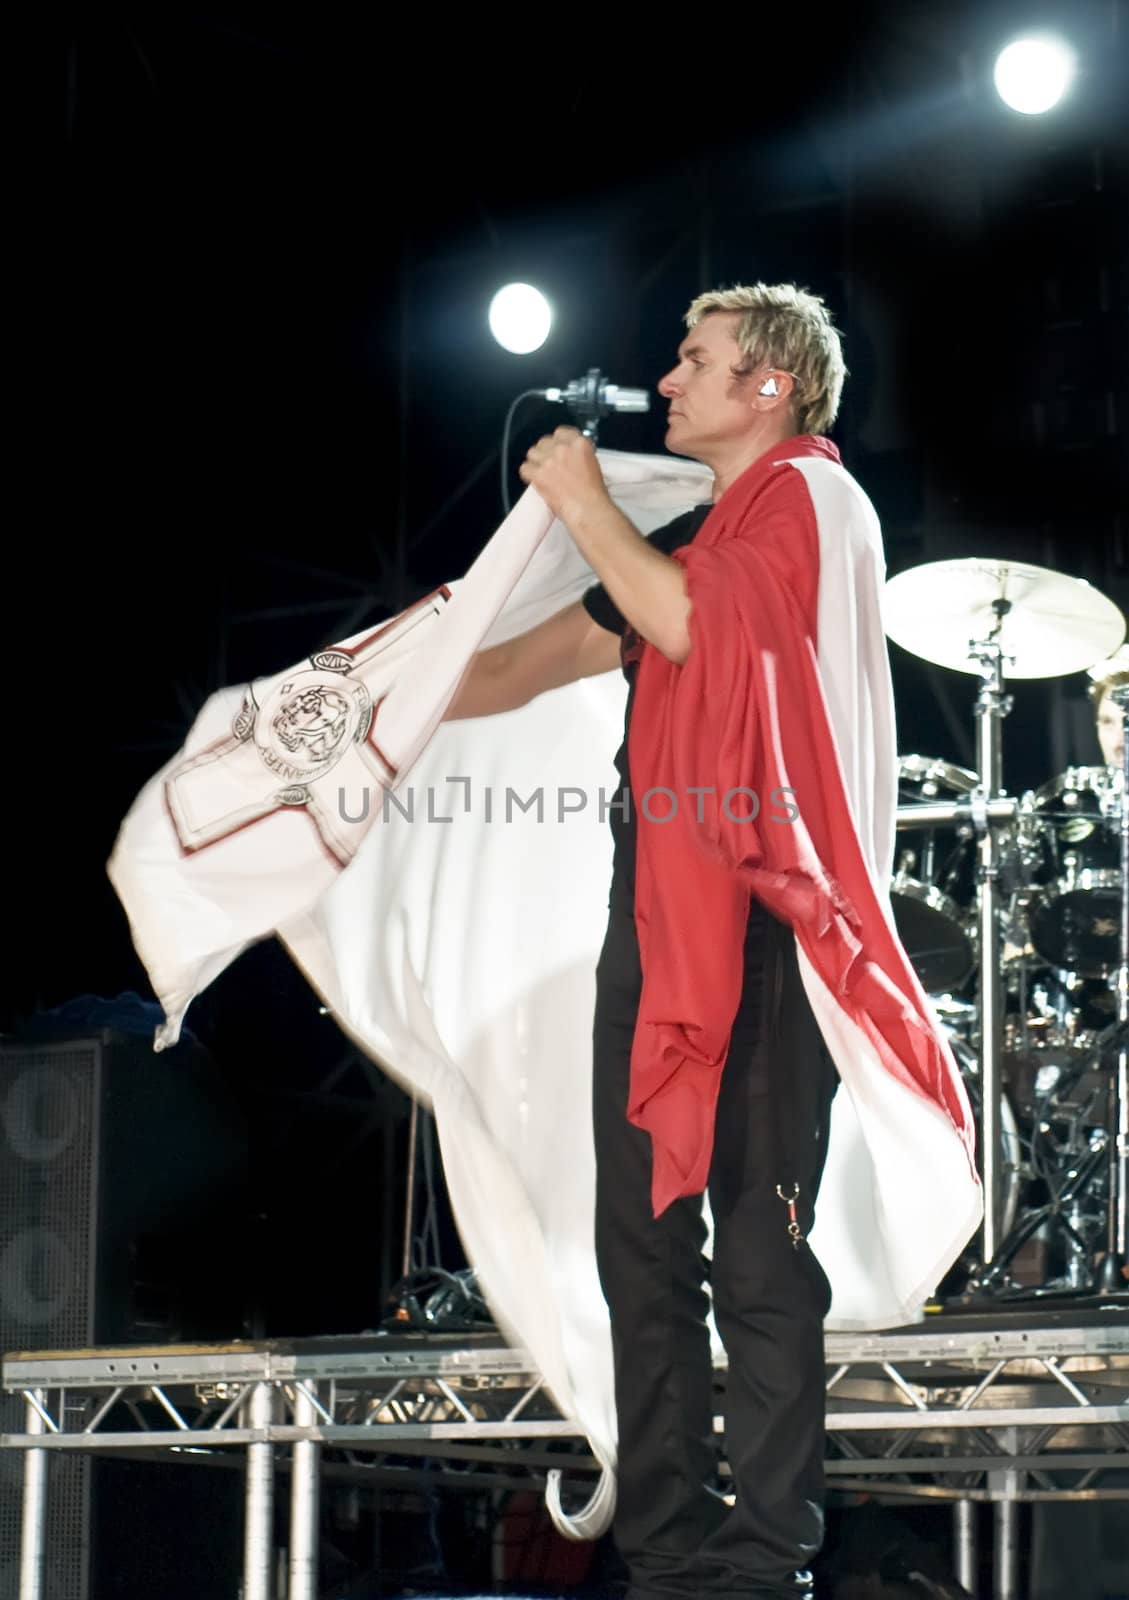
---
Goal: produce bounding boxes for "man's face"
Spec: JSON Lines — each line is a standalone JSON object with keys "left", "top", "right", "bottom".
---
{"left": 657, "top": 312, "right": 763, "bottom": 458}
{"left": 1097, "top": 688, "right": 1125, "bottom": 767}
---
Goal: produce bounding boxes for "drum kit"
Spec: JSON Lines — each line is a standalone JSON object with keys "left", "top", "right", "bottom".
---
{"left": 883, "top": 556, "right": 1129, "bottom": 1301}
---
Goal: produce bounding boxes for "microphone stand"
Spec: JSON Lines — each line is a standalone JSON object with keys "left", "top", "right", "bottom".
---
{"left": 501, "top": 370, "right": 650, "bottom": 512}
{"left": 561, "top": 369, "right": 607, "bottom": 441}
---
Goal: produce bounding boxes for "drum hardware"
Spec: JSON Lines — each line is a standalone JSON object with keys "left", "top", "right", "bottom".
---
{"left": 974, "top": 763, "right": 1128, "bottom": 1297}
{"left": 1008, "top": 1048, "right": 1108, "bottom": 1123}
{"left": 884, "top": 556, "right": 1127, "bottom": 1286}
{"left": 892, "top": 756, "right": 981, "bottom": 990}
{"left": 883, "top": 558, "right": 1127, "bottom": 685}
{"left": 970, "top": 625, "right": 1012, "bottom": 1269}
{"left": 945, "top": 977, "right": 1112, "bottom": 1298}
{"left": 1097, "top": 679, "right": 1129, "bottom": 1290}
{"left": 893, "top": 793, "right": 1019, "bottom": 995}
{"left": 894, "top": 797, "right": 1019, "bottom": 829}
{"left": 885, "top": 611, "right": 1019, "bottom": 1263}
{"left": 969, "top": 1085, "right": 1109, "bottom": 1298}
{"left": 994, "top": 689, "right": 1129, "bottom": 1296}
{"left": 935, "top": 1032, "right": 1024, "bottom": 1298}
{"left": 999, "top": 961, "right": 1107, "bottom": 1059}
{"left": 929, "top": 994, "right": 978, "bottom": 1038}
{"left": 1063, "top": 1199, "right": 1104, "bottom": 1290}
{"left": 1020, "top": 766, "right": 1126, "bottom": 978}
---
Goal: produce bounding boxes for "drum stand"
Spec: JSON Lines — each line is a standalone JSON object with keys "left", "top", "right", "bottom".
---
{"left": 1096, "top": 687, "right": 1129, "bottom": 1291}
{"left": 892, "top": 626, "right": 1021, "bottom": 1277}
{"left": 970, "top": 623, "right": 1013, "bottom": 1269}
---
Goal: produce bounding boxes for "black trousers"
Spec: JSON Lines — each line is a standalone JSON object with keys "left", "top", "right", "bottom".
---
{"left": 593, "top": 885, "right": 839, "bottom": 1600}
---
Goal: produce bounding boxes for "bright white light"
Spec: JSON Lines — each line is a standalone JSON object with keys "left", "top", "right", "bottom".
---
{"left": 993, "top": 35, "right": 1076, "bottom": 114}
{"left": 488, "top": 283, "right": 552, "bottom": 354}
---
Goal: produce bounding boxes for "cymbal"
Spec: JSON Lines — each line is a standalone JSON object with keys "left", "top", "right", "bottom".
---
{"left": 883, "top": 558, "right": 1126, "bottom": 679}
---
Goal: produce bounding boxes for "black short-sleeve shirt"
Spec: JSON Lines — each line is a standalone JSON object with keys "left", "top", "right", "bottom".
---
{"left": 581, "top": 503, "right": 713, "bottom": 895}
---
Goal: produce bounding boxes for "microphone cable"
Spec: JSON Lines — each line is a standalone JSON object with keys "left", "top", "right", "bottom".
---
{"left": 500, "top": 389, "right": 550, "bottom": 516}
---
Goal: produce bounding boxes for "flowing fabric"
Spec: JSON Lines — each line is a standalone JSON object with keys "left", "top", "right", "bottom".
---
{"left": 629, "top": 441, "right": 980, "bottom": 1254}
{"left": 107, "top": 446, "right": 983, "bottom": 1541}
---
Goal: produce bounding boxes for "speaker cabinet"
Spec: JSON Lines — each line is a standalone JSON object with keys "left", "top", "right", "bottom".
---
{"left": 0, "top": 1027, "right": 250, "bottom": 1598}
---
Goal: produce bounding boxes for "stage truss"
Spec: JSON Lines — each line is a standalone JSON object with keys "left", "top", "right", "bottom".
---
{"left": 4, "top": 1315, "right": 1128, "bottom": 1598}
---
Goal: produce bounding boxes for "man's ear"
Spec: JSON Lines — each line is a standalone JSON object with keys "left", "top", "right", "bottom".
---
{"left": 752, "top": 370, "right": 795, "bottom": 408}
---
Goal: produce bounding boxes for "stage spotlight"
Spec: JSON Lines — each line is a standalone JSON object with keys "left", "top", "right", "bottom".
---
{"left": 993, "top": 35, "right": 1076, "bottom": 115}
{"left": 488, "top": 283, "right": 553, "bottom": 355}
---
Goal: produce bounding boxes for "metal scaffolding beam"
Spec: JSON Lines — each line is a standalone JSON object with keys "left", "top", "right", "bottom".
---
{"left": 4, "top": 1319, "right": 1128, "bottom": 1595}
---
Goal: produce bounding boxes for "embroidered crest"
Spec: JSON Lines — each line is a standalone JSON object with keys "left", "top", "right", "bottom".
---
{"left": 254, "top": 674, "right": 372, "bottom": 784}
{"left": 164, "top": 588, "right": 448, "bottom": 861}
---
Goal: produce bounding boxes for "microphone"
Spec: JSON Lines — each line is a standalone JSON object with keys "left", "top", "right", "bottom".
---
{"left": 539, "top": 368, "right": 650, "bottom": 437}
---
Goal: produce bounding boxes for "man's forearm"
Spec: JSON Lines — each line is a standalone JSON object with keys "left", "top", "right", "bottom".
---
{"left": 444, "top": 644, "right": 521, "bottom": 720}
{"left": 563, "top": 500, "right": 692, "bottom": 664}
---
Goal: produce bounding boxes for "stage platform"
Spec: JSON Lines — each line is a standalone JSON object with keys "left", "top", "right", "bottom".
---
{"left": 4, "top": 1301, "right": 1129, "bottom": 1598}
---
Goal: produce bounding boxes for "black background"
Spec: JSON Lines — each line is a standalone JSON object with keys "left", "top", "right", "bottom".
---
{"left": 6, "top": 7, "right": 1127, "bottom": 1595}
{"left": 15, "top": 2, "right": 1129, "bottom": 1339}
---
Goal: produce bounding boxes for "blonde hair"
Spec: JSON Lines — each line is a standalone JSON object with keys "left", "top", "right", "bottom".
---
{"left": 684, "top": 282, "right": 847, "bottom": 435}
{"left": 1089, "top": 668, "right": 1129, "bottom": 709}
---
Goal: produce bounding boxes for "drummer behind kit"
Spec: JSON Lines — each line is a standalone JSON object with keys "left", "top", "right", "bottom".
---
{"left": 883, "top": 559, "right": 1129, "bottom": 1302}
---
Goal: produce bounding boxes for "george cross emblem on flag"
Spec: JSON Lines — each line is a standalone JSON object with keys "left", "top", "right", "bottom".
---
{"left": 164, "top": 588, "right": 449, "bottom": 865}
